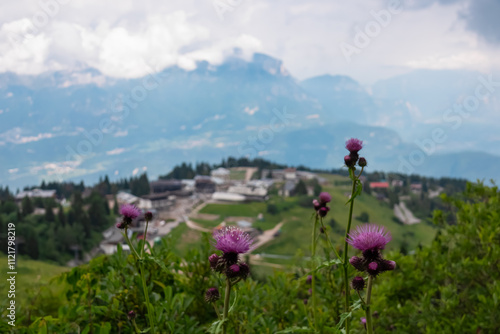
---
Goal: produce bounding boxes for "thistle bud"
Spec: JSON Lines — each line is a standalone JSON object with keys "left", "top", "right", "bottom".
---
{"left": 318, "top": 206, "right": 330, "bottom": 217}
{"left": 349, "top": 256, "right": 365, "bottom": 271}
{"left": 351, "top": 276, "right": 365, "bottom": 291}
{"left": 358, "top": 157, "right": 367, "bottom": 167}
{"left": 116, "top": 221, "right": 126, "bottom": 229}
{"left": 226, "top": 264, "right": 241, "bottom": 278}
{"left": 238, "top": 262, "right": 250, "bottom": 280}
{"left": 367, "top": 261, "right": 379, "bottom": 276}
{"left": 318, "top": 192, "right": 332, "bottom": 204}
{"left": 205, "top": 287, "right": 220, "bottom": 303}
{"left": 209, "top": 254, "right": 220, "bottom": 270}
{"left": 144, "top": 211, "right": 153, "bottom": 221}
{"left": 127, "top": 310, "right": 136, "bottom": 320}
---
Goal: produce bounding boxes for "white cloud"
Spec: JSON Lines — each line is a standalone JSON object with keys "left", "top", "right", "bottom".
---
{"left": 0, "top": 0, "right": 498, "bottom": 83}
{"left": 244, "top": 106, "right": 259, "bottom": 115}
{"left": 132, "top": 167, "right": 139, "bottom": 176}
{"left": 29, "top": 160, "right": 82, "bottom": 176}
{"left": 8, "top": 168, "right": 19, "bottom": 174}
{"left": 0, "top": 127, "right": 54, "bottom": 144}
{"left": 106, "top": 148, "right": 127, "bottom": 155}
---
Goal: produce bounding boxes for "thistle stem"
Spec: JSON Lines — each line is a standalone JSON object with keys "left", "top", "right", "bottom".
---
{"left": 123, "top": 227, "right": 156, "bottom": 333}
{"left": 343, "top": 171, "right": 358, "bottom": 334}
{"left": 319, "top": 217, "right": 341, "bottom": 260}
{"left": 311, "top": 216, "right": 319, "bottom": 330}
{"left": 223, "top": 279, "right": 232, "bottom": 334}
{"left": 139, "top": 263, "right": 156, "bottom": 334}
{"left": 123, "top": 228, "right": 141, "bottom": 260}
{"left": 141, "top": 219, "right": 150, "bottom": 258}
{"left": 365, "top": 276, "right": 374, "bottom": 334}
{"left": 213, "top": 303, "right": 222, "bottom": 320}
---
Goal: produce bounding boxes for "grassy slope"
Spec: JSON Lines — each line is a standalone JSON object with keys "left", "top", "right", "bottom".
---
{"left": 175, "top": 174, "right": 436, "bottom": 258}
{"left": 0, "top": 255, "right": 69, "bottom": 308}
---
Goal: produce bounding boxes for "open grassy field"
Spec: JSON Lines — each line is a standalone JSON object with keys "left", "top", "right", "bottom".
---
{"left": 177, "top": 174, "right": 436, "bottom": 259}
{"left": 0, "top": 254, "right": 69, "bottom": 322}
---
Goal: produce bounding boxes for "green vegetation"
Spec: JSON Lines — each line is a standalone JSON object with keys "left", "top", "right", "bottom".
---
{"left": 229, "top": 169, "right": 247, "bottom": 181}
{"left": 0, "top": 191, "right": 116, "bottom": 265}
{"left": 196, "top": 174, "right": 436, "bottom": 257}
{"left": 2, "top": 181, "right": 497, "bottom": 333}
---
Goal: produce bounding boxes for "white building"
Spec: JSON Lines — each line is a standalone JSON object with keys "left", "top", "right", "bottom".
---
{"left": 15, "top": 189, "right": 56, "bottom": 200}
{"left": 212, "top": 192, "right": 246, "bottom": 202}
{"left": 116, "top": 191, "right": 152, "bottom": 210}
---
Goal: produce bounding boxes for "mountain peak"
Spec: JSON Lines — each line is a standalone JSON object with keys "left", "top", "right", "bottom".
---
{"left": 252, "top": 53, "right": 289, "bottom": 76}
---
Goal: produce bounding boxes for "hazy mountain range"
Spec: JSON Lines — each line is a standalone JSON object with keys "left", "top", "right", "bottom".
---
{"left": 1, "top": 53, "right": 499, "bottom": 189}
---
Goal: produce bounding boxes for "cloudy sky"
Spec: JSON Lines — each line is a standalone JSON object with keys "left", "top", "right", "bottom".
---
{"left": 0, "top": 0, "right": 499, "bottom": 84}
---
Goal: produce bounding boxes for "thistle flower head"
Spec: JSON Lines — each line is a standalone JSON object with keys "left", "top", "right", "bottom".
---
{"left": 213, "top": 226, "right": 253, "bottom": 254}
{"left": 358, "top": 157, "right": 367, "bottom": 167}
{"left": 205, "top": 287, "right": 220, "bottom": 303}
{"left": 346, "top": 224, "right": 392, "bottom": 252}
{"left": 346, "top": 138, "right": 363, "bottom": 153}
{"left": 318, "top": 192, "right": 331, "bottom": 204}
{"left": 306, "top": 275, "right": 312, "bottom": 284}
{"left": 144, "top": 211, "right": 153, "bottom": 221}
{"left": 351, "top": 276, "right": 365, "bottom": 291}
{"left": 120, "top": 204, "right": 141, "bottom": 222}
{"left": 127, "top": 310, "right": 136, "bottom": 320}
{"left": 312, "top": 199, "right": 320, "bottom": 210}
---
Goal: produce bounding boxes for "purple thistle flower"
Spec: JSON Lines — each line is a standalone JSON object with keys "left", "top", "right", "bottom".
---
{"left": 318, "top": 192, "right": 331, "bottom": 204}
{"left": 312, "top": 199, "right": 320, "bottom": 211}
{"left": 306, "top": 275, "right": 312, "bottom": 284}
{"left": 361, "top": 317, "right": 367, "bottom": 330}
{"left": 346, "top": 224, "right": 392, "bottom": 252}
{"left": 127, "top": 310, "right": 136, "bottom": 320}
{"left": 120, "top": 204, "right": 141, "bottom": 222}
{"left": 213, "top": 226, "right": 253, "bottom": 254}
{"left": 346, "top": 138, "right": 363, "bottom": 153}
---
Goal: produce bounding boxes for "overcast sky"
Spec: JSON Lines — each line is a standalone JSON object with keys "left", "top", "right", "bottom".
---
{"left": 0, "top": 0, "right": 499, "bottom": 84}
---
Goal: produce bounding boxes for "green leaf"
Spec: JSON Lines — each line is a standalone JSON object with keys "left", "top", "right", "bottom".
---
{"left": 307, "top": 258, "right": 343, "bottom": 274}
{"left": 207, "top": 319, "right": 226, "bottom": 334}
{"left": 336, "top": 312, "right": 352, "bottom": 330}
{"left": 228, "top": 289, "right": 238, "bottom": 314}
{"left": 275, "top": 326, "right": 313, "bottom": 333}
{"left": 98, "top": 322, "right": 112, "bottom": 334}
